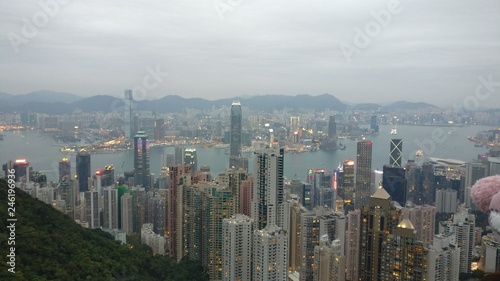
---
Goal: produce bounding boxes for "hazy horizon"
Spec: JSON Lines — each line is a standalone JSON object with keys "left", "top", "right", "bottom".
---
{"left": 1, "top": 0, "right": 500, "bottom": 107}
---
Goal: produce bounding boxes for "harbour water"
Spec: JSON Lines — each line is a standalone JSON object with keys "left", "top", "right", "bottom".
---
{"left": 0, "top": 125, "right": 493, "bottom": 182}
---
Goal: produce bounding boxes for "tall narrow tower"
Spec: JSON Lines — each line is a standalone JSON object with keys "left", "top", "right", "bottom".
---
{"left": 230, "top": 101, "right": 242, "bottom": 157}
{"left": 390, "top": 139, "right": 403, "bottom": 167}
{"left": 355, "top": 140, "right": 372, "bottom": 209}
{"left": 134, "top": 131, "right": 150, "bottom": 188}
{"left": 252, "top": 147, "right": 285, "bottom": 230}
{"left": 76, "top": 150, "right": 91, "bottom": 192}
{"left": 124, "top": 89, "right": 134, "bottom": 139}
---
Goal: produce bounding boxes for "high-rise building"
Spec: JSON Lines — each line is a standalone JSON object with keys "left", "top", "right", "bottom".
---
{"left": 328, "top": 116, "right": 337, "bottom": 139}
{"left": 121, "top": 192, "right": 133, "bottom": 234}
{"left": 222, "top": 214, "right": 253, "bottom": 281}
{"left": 102, "top": 165, "right": 115, "bottom": 187}
{"left": 58, "top": 158, "right": 71, "bottom": 182}
{"left": 151, "top": 195, "right": 166, "bottom": 236}
{"left": 300, "top": 207, "right": 346, "bottom": 281}
{"left": 240, "top": 175, "right": 253, "bottom": 217}
{"left": 405, "top": 160, "right": 423, "bottom": 204}
{"left": 76, "top": 150, "right": 91, "bottom": 192}
{"left": 346, "top": 209, "right": 361, "bottom": 281}
{"left": 134, "top": 131, "right": 150, "bottom": 188}
{"left": 103, "top": 186, "right": 118, "bottom": 229}
{"left": 253, "top": 225, "right": 288, "bottom": 281}
{"left": 427, "top": 234, "right": 460, "bottom": 281}
{"left": 439, "top": 208, "right": 475, "bottom": 273}
{"left": 382, "top": 165, "right": 407, "bottom": 206}
{"left": 230, "top": 101, "right": 242, "bottom": 158}
{"left": 335, "top": 159, "right": 355, "bottom": 212}
{"left": 435, "top": 189, "right": 458, "bottom": 213}
{"left": 390, "top": 139, "right": 403, "bottom": 167}
{"left": 370, "top": 169, "right": 383, "bottom": 195}
{"left": 464, "top": 162, "right": 487, "bottom": 208}
{"left": 382, "top": 219, "right": 427, "bottom": 280}
{"left": 307, "top": 169, "right": 334, "bottom": 210}
{"left": 313, "top": 237, "right": 346, "bottom": 281}
{"left": 370, "top": 115, "right": 379, "bottom": 134}
{"left": 290, "top": 116, "right": 300, "bottom": 142}
{"left": 182, "top": 185, "right": 202, "bottom": 261}
{"left": 359, "top": 188, "right": 401, "bottom": 281}
{"left": 252, "top": 147, "right": 285, "bottom": 230}
{"left": 202, "top": 185, "right": 235, "bottom": 281}
{"left": 284, "top": 196, "right": 307, "bottom": 273}
{"left": 124, "top": 89, "right": 134, "bottom": 139}
{"left": 84, "top": 190, "right": 100, "bottom": 229}
{"left": 479, "top": 234, "right": 500, "bottom": 273}
{"left": 355, "top": 140, "right": 373, "bottom": 209}
{"left": 174, "top": 145, "right": 184, "bottom": 165}
{"left": 184, "top": 148, "right": 197, "bottom": 172}
{"left": 401, "top": 204, "right": 436, "bottom": 248}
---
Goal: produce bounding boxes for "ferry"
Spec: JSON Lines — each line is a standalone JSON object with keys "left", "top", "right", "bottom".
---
{"left": 416, "top": 149, "right": 423, "bottom": 157}
{"left": 390, "top": 127, "right": 397, "bottom": 135}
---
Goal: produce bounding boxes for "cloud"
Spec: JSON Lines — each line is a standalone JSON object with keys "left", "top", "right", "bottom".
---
{"left": 0, "top": 0, "right": 499, "bottom": 106}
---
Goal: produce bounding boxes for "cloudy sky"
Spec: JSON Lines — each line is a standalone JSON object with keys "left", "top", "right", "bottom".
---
{"left": 1, "top": 0, "right": 499, "bottom": 107}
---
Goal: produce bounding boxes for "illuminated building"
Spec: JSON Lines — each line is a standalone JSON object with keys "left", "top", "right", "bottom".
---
{"left": 184, "top": 148, "right": 197, "bottom": 172}
{"left": 102, "top": 165, "right": 115, "bottom": 187}
{"left": 253, "top": 224, "right": 288, "bottom": 281}
{"left": 182, "top": 184, "right": 202, "bottom": 261}
{"left": 222, "top": 214, "right": 253, "bottom": 281}
{"left": 313, "top": 237, "right": 345, "bottom": 281}
{"left": 76, "top": 150, "right": 91, "bottom": 192}
{"left": 252, "top": 147, "right": 285, "bottom": 230}
{"left": 284, "top": 196, "right": 307, "bottom": 273}
{"left": 346, "top": 209, "right": 361, "bottom": 281}
{"left": 335, "top": 159, "right": 355, "bottom": 212}
{"left": 58, "top": 158, "right": 71, "bottom": 182}
{"left": 355, "top": 140, "right": 373, "bottom": 209}
{"left": 134, "top": 131, "right": 150, "bottom": 188}
{"left": 427, "top": 234, "right": 460, "bottom": 281}
{"left": 359, "top": 188, "right": 401, "bottom": 281}
{"left": 307, "top": 169, "right": 334, "bottom": 210}
{"left": 401, "top": 204, "right": 436, "bottom": 248}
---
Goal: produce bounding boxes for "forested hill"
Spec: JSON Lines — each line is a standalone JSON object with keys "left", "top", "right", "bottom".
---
{"left": 0, "top": 179, "right": 208, "bottom": 281}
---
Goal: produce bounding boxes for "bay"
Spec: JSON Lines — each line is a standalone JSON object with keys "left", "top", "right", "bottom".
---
{"left": 0, "top": 125, "right": 492, "bottom": 182}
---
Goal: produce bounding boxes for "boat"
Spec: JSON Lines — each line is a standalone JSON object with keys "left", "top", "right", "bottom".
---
{"left": 448, "top": 130, "right": 458, "bottom": 135}
{"left": 474, "top": 143, "right": 483, "bottom": 147}
{"left": 390, "top": 127, "right": 397, "bottom": 135}
{"left": 416, "top": 149, "right": 423, "bottom": 157}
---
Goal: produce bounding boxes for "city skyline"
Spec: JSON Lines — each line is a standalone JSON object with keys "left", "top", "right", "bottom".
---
{"left": 1, "top": 0, "right": 500, "bottom": 107}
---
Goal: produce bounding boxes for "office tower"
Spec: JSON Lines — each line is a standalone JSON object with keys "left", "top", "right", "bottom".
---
{"left": 359, "top": 188, "right": 401, "bottom": 281}
{"left": 346, "top": 209, "right": 361, "bottom": 281}
{"left": 405, "top": 160, "right": 423, "bottom": 204}
{"left": 300, "top": 207, "right": 346, "bottom": 281}
{"left": 439, "top": 208, "right": 475, "bottom": 273}
{"left": 355, "top": 140, "right": 372, "bottom": 209}
{"left": 151, "top": 195, "right": 166, "bottom": 236}
{"left": 370, "top": 115, "right": 379, "bottom": 134}
{"left": 222, "top": 214, "right": 253, "bottom": 281}
{"left": 252, "top": 147, "right": 285, "bottom": 230}
{"left": 166, "top": 164, "right": 191, "bottom": 261}
{"left": 427, "top": 234, "right": 460, "bottom": 281}
{"left": 336, "top": 159, "right": 355, "bottom": 212}
{"left": 124, "top": 89, "right": 134, "bottom": 139}
{"left": 328, "top": 116, "right": 337, "bottom": 139}
{"left": 202, "top": 185, "right": 235, "bottom": 281}
{"left": 382, "top": 219, "right": 427, "bottom": 280}
{"left": 401, "top": 204, "right": 436, "bottom": 248}
{"left": 84, "top": 190, "right": 100, "bottom": 229}
{"left": 134, "top": 131, "right": 150, "bottom": 188}
{"left": 182, "top": 185, "right": 202, "bottom": 261}
{"left": 230, "top": 101, "right": 242, "bottom": 158}
{"left": 370, "top": 169, "right": 383, "bottom": 195}
{"left": 184, "top": 148, "right": 197, "bottom": 172}
{"left": 382, "top": 165, "right": 407, "bottom": 206}
{"left": 76, "top": 150, "right": 91, "bottom": 192}
{"left": 103, "top": 186, "right": 118, "bottom": 229}
{"left": 253, "top": 225, "right": 288, "bottom": 281}
{"left": 422, "top": 162, "right": 436, "bottom": 204}
{"left": 465, "top": 162, "right": 487, "bottom": 208}
{"left": 313, "top": 237, "right": 345, "bottom": 281}
{"left": 58, "top": 158, "right": 71, "bottom": 182}
{"left": 9, "top": 159, "right": 30, "bottom": 182}
{"left": 308, "top": 169, "right": 334, "bottom": 210}
{"left": 240, "top": 175, "right": 253, "bottom": 217}
{"left": 479, "top": 234, "right": 500, "bottom": 273}
{"left": 174, "top": 145, "right": 184, "bottom": 165}
{"left": 390, "top": 139, "right": 403, "bottom": 167}
{"left": 121, "top": 193, "right": 133, "bottom": 234}
{"left": 435, "top": 189, "right": 458, "bottom": 213}
{"left": 102, "top": 165, "right": 115, "bottom": 187}
{"left": 284, "top": 196, "right": 308, "bottom": 273}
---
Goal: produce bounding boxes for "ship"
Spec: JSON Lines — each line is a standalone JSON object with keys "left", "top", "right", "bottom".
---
{"left": 448, "top": 130, "right": 458, "bottom": 135}
{"left": 416, "top": 149, "right": 423, "bottom": 157}
{"left": 390, "top": 127, "right": 397, "bottom": 135}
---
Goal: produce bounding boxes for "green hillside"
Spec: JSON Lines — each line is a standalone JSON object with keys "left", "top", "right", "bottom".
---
{"left": 0, "top": 179, "right": 208, "bottom": 281}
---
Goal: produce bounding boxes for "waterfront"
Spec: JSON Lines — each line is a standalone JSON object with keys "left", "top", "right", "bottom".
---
{"left": 0, "top": 125, "right": 493, "bottom": 182}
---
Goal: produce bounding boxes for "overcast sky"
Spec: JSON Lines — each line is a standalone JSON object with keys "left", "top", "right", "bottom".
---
{"left": 1, "top": 0, "right": 499, "bottom": 107}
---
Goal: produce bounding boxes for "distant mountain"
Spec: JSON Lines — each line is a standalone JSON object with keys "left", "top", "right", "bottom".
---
{"left": 383, "top": 101, "right": 438, "bottom": 111}
{"left": 352, "top": 103, "right": 382, "bottom": 111}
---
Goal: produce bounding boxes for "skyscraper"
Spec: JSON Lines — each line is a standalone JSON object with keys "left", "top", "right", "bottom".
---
{"left": 252, "top": 147, "right": 285, "bottom": 230}
{"left": 222, "top": 214, "right": 253, "bottom": 281}
{"left": 328, "top": 116, "right": 337, "bottom": 139}
{"left": 382, "top": 165, "right": 407, "bottom": 206}
{"left": 355, "top": 140, "right": 372, "bottom": 209}
{"left": 184, "top": 148, "right": 197, "bottom": 172}
{"left": 124, "top": 89, "right": 134, "bottom": 139}
{"left": 230, "top": 101, "right": 242, "bottom": 157}
{"left": 346, "top": 209, "right": 361, "bottom": 281}
{"left": 76, "top": 150, "right": 91, "bottom": 192}
{"left": 174, "top": 145, "right": 184, "bottom": 165}
{"left": 370, "top": 115, "right": 379, "bottom": 134}
{"left": 401, "top": 203, "right": 436, "bottom": 248}
{"left": 134, "top": 131, "right": 150, "bottom": 188}
{"left": 336, "top": 159, "right": 355, "bottom": 212}
{"left": 58, "top": 157, "right": 71, "bottom": 182}
{"left": 253, "top": 225, "right": 288, "bottom": 281}
{"left": 103, "top": 186, "right": 118, "bottom": 229}
{"left": 390, "top": 139, "right": 403, "bottom": 167}
{"left": 427, "top": 234, "right": 460, "bottom": 281}
{"left": 313, "top": 237, "right": 346, "bottom": 281}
